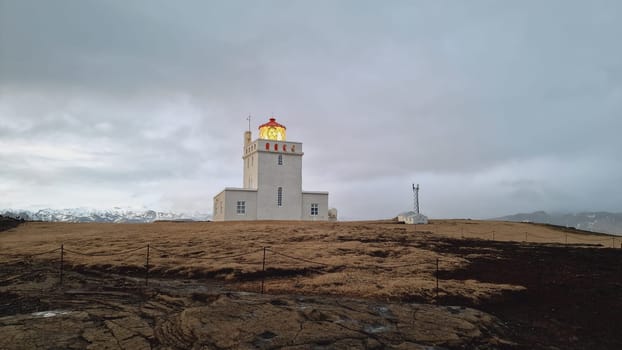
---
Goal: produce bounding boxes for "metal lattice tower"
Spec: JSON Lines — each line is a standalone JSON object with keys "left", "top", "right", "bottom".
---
{"left": 412, "top": 184, "right": 420, "bottom": 215}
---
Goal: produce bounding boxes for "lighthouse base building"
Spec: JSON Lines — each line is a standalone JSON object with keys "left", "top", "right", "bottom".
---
{"left": 213, "top": 118, "right": 330, "bottom": 221}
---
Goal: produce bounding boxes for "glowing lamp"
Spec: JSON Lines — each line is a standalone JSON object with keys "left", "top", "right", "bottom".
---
{"left": 258, "top": 117, "right": 287, "bottom": 141}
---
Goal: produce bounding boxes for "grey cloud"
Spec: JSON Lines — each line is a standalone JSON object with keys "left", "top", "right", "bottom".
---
{"left": 1, "top": 0, "right": 621, "bottom": 218}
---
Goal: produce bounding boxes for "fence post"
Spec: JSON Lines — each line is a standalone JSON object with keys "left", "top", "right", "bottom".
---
{"left": 145, "top": 244, "right": 150, "bottom": 287}
{"left": 261, "top": 247, "right": 267, "bottom": 294}
{"left": 435, "top": 258, "right": 439, "bottom": 303}
{"left": 60, "top": 243, "right": 64, "bottom": 287}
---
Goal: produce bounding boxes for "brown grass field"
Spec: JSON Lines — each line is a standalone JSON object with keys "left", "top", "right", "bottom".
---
{"left": 1, "top": 219, "right": 621, "bottom": 349}
{"left": 1, "top": 219, "right": 618, "bottom": 300}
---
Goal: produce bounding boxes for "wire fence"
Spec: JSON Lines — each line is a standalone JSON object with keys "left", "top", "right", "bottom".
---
{"left": 1, "top": 229, "right": 620, "bottom": 300}
{"left": 0, "top": 243, "right": 444, "bottom": 297}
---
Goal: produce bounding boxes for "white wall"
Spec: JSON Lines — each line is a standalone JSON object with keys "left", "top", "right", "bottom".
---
{"left": 213, "top": 191, "right": 226, "bottom": 221}
{"left": 301, "top": 192, "right": 329, "bottom": 221}
{"left": 213, "top": 189, "right": 258, "bottom": 221}
{"left": 256, "top": 141, "right": 303, "bottom": 220}
{"left": 243, "top": 140, "right": 259, "bottom": 189}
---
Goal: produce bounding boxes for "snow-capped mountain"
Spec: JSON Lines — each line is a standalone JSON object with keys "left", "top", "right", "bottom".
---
{"left": 1, "top": 208, "right": 211, "bottom": 223}
{"left": 493, "top": 211, "right": 622, "bottom": 236}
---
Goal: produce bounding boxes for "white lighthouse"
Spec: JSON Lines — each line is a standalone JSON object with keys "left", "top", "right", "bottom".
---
{"left": 212, "top": 117, "right": 329, "bottom": 221}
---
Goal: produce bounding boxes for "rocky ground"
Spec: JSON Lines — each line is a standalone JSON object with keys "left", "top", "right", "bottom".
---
{"left": 0, "top": 261, "right": 509, "bottom": 349}
{"left": 1, "top": 220, "right": 621, "bottom": 349}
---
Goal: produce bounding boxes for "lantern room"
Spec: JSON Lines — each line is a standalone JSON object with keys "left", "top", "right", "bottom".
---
{"left": 258, "top": 118, "right": 287, "bottom": 141}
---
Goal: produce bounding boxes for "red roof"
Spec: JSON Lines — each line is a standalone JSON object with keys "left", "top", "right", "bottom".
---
{"left": 258, "top": 117, "right": 286, "bottom": 130}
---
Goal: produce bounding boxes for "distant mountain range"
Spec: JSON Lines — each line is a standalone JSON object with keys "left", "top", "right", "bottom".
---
{"left": 493, "top": 211, "right": 622, "bottom": 235}
{"left": 1, "top": 208, "right": 211, "bottom": 223}
{"left": 4, "top": 208, "right": 621, "bottom": 234}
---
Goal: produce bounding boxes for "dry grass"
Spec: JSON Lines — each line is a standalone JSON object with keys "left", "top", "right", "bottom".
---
{"left": 1, "top": 219, "right": 619, "bottom": 303}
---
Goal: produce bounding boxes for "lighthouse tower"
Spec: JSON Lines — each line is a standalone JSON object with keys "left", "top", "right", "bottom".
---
{"left": 213, "top": 117, "right": 329, "bottom": 221}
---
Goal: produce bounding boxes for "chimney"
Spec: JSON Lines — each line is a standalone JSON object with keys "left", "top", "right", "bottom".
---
{"left": 244, "top": 131, "right": 252, "bottom": 146}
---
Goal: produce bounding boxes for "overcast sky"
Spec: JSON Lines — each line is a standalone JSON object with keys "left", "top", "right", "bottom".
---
{"left": 1, "top": 0, "right": 621, "bottom": 219}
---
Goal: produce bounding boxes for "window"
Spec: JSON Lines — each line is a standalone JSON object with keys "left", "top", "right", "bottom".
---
{"left": 277, "top": 154, "right": 283, "bottom": 165}
{"left": 311, "top": 203, "right": 319, "bottom": 216}
{"left": 277, "top": 187, "right": 283, "bottom": 206}
{"left": 236, "top": 201, "right": 246, "bottom": 215}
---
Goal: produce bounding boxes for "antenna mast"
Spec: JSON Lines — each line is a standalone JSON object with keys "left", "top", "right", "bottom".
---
{"left": 246, "top": 114, "right": 252, "bottom": 131}
{"left": 412, "top": 183, "right": 420, "bottom": 215}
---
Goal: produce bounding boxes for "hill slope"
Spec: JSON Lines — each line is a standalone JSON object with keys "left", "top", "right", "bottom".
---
{"left": 493, "top": 211, "right": 622, "bottom": 235}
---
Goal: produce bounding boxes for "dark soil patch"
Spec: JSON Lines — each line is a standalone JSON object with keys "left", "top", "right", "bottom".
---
{"left": 434, "top": 237, "right": 622, "bottom": 350}
{"left": 236, "top": 267, "right": 323, "bottom": 281}
{"left": 0, "top": 216, "right": 24, "bottom": 232}
{"left": 0, "top": 291, "right": 50, "bottom": 316}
